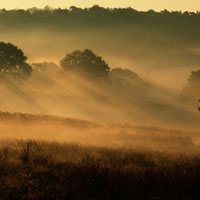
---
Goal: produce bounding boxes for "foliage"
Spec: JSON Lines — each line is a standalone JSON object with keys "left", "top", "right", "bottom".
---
{"left": 0, "top": 42, "right": 32, "bottom": 80}
{"left": 32, "top": 62, "right": 59, "bottom": 73}
{"left": 109, "top": 68, "right": 142, "bottom": 85}
{"left": 181, "top": 70, "right": 200, "bottom": 107}
{"left": 60, "top": 49, "right": 110, "bottom": 79}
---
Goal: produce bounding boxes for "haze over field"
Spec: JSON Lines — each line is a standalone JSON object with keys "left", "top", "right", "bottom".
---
{"left": 1, "top": 5, "right": 200, "bottom": 200}
{"left": 2, "top": 7, "right": 200, "bottom": 92}
{"left": 0, "top": 7, "right": 199, "bottom": 147}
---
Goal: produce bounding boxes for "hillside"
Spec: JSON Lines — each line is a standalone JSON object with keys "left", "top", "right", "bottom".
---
{"left": 0, "top": 111, "right": 199, "bottom": 153}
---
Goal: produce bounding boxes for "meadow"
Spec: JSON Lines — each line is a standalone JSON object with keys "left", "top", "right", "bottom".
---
{"left": 1, "top": 139, "right": 200, "bottom": 200}
{"left": 0, "top": 112, "right": 200, "bottom": 200}
{"left": 1, "top": 7, "right": 200, "bottom": 199}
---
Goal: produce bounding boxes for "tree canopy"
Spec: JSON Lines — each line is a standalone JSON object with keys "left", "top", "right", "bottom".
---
{"left": 60, "top": 49, "right": 110, "bottom": 79}
{"left": 32, "top": 62, "right": 59, "bottom": 74}
{"left": 0, "top": 42, "right": 32, "bottom": 79}
{"left": 181, "top": 70, "right": 200, "bottom": 107}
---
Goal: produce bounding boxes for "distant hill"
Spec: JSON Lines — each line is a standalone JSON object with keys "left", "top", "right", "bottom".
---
{"left": 0, "top": 111, "right": 101, "bottom": 129}
{"left": 1, "top": 6, "right": 200, "bottom": 68}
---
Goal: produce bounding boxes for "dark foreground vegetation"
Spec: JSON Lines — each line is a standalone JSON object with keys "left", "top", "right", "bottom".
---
{"left": 1, "top": 140, "right": 200, "bottom": 200}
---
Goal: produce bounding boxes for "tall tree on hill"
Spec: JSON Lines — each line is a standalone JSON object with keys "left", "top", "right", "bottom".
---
{"left": 0, "top": 42, "right": 32, "bottom": 80}
{"left": 181, "top": 70, "right": 200, "bottom": 109}
{"left": 60, "top": 49, "right": 110, "bottom": 80}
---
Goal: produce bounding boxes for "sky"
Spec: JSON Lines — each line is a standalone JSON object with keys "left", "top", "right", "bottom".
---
{"left": 0, "top": 0, "right": 200, "bottom": 11}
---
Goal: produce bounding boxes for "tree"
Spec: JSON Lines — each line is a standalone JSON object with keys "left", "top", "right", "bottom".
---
{"left": 109, "top": 68, "right": 147, "bottom": 88}
{"left": 32, "top": 62, "right": 59, "bottom": 73}
{"left": 180, "top": 70, "right": 200, "bottom": 108}
{"left": 60, "top": 49, "right": 110, "bottom": 79}
{"left": 0, "top": 42, "right": 32, "bottom": 80}
{"left": 109, "top": 68, "right": 139, "bottom": 81}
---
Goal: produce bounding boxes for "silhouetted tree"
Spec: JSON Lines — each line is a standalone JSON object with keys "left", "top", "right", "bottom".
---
{"left": 109, "top": 68, "right": 147, "bottom": 88}
{"left": 181, "top": 70, "right": 200, "bottom": 107}
{"left": 32, "top": 62, "right": 59, "bottom": 73}
{"left": 0, "top": 42, "right": 32, "bottom": 79}
{"left": 60, "top": 49, "right": 110, "bottom": 79}
{"left": 110, "top": 68, "right": 138, "bottom": 81}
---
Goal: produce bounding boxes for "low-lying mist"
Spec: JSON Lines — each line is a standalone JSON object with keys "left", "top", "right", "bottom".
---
{"left": 1, "top": 7, "right": 200, "bottom": 92}
{"left": 0, "top": 64, "right": 199, "bottom": 131}
{"left": 0, "top": 7, "right": 200, "bottom": 153}
{"left": 0, "top": 63, "right": 200, "bottom": 154}
{"left": 1, "top": 8, "right": 200, "bottom": 200}
{"left": 0, "top": 111, "right": 199, "bottom": 154}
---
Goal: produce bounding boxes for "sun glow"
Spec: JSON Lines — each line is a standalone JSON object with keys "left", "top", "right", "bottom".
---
{"left": 0, "top": 0, "right": 200, "bottom": 11}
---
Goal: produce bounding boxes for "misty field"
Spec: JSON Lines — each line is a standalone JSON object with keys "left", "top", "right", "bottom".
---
{"left": 1, "top": 6, "right": 200, "bottom": 200}
{"left": 0, "top": 112, "right": 199, "bottom": 199}
{"left": 0, "top": 139, "right": 200, "bottom": 200}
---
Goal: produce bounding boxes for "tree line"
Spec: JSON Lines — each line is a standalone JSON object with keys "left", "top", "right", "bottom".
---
{"left": 1, "top": 6, "right": 200, "bottom": 68}
{"left": 0, "top": 6, "right": 200, "bottom": 32}
{"left": 0, "top": 41, "right": 143, "bottom": 85}
{"left": 1, "top": 41, "right": 200, "bottom": 111}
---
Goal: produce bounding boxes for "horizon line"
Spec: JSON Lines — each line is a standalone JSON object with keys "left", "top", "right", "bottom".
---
{"left": 0, "top": 5, "right": 199, "bottom": 13}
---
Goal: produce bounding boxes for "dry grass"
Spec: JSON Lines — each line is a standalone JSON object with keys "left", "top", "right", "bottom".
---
{"left": 0, "top": 140, "right": 200, "bottom": 200}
